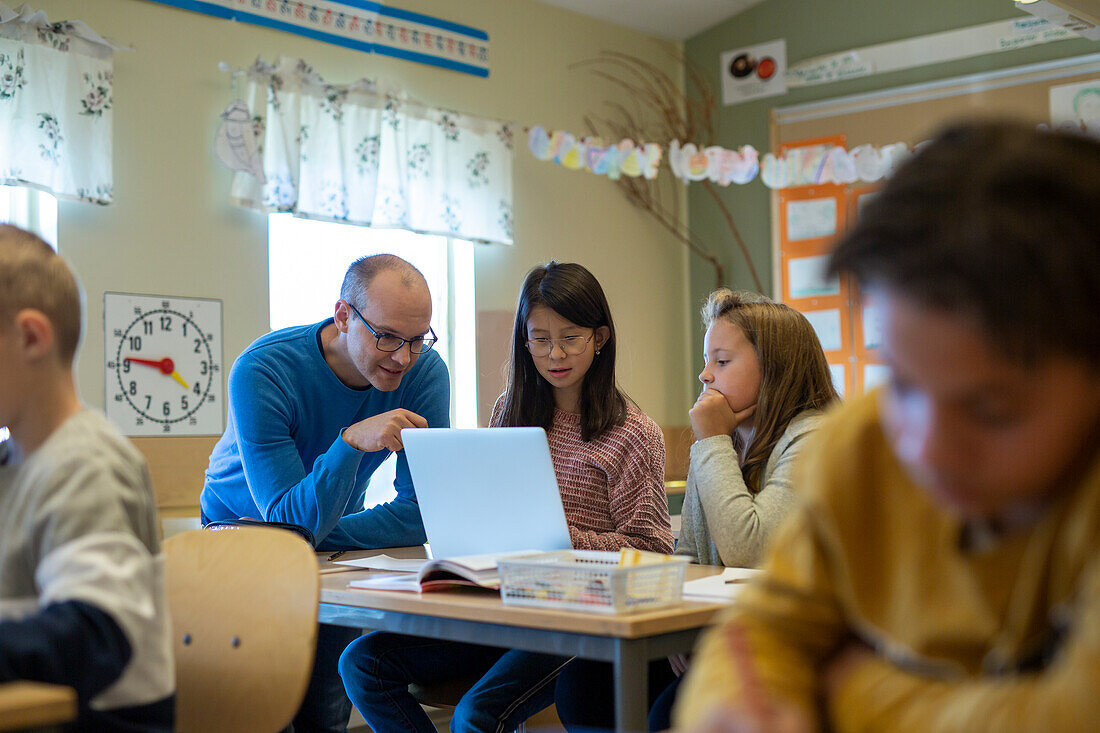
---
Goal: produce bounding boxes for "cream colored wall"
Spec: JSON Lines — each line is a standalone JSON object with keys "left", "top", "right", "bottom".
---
{"left": 45, "top": 0, "right": 693, "bottom": 428}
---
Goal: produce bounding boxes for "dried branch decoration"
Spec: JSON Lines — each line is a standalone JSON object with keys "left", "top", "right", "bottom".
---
{"left": 572, "top": 51, "right": 763, "bottom": 292}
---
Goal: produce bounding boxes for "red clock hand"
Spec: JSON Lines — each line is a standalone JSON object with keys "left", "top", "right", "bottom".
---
{"left": 125, "top": 357, "right": 175, "bottom": 375}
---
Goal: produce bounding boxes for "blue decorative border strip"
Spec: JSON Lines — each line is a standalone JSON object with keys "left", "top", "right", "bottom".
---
{"left": 373, "top": 43, "right": 487, "bottom": 77}
{"left": 322, "top": 0, "right": 383, "bottom": 13}
{"left": 378, "top": 5, "right": 488, "bottom": 41}
{"left": 143, "top": 0, "right": 489, "bottom": 77}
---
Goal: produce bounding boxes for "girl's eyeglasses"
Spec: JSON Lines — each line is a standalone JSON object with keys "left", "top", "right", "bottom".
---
{"left": 525, "top": 334, "right": 594, "bottom": 358}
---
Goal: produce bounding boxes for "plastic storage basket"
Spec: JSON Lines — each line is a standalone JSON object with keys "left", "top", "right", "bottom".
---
{"left": 498, "top": 550, "right": 690, "bottom": 614}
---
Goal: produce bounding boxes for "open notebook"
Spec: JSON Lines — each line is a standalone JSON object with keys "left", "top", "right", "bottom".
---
{"left": 348, "top": 551, "right": 545, "bottom": 592}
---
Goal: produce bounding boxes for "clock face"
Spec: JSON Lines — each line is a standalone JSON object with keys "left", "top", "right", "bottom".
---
{"left": 104, "top": 293, "right": 224, "bottom": 436}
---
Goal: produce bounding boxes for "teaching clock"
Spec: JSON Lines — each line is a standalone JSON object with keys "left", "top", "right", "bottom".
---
{"left": 104, "top": 292, "right": 224, "bottom": 436}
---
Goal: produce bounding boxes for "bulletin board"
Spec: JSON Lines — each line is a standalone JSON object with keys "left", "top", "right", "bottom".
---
{"left": 769, "top": 52, "right": 1100, "bottom": 398}
{"left": 774, "top": 135, "right": 854, "bottom": 398}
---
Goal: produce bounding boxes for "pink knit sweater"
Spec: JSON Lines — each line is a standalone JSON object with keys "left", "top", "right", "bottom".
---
{"left": 491, "top": 397, "right": 673, "bottom": 553}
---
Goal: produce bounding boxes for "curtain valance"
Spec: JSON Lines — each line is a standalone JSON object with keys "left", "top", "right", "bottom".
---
{"left": 228, "top": 58, "right": 514, "bottom": 245}
{"left": 0, "top": 3, "right": 116, "bottom": 204}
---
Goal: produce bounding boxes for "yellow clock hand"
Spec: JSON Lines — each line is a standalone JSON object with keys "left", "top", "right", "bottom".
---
{"left": 170, "top": 370, "right": 190, "bottom": 390}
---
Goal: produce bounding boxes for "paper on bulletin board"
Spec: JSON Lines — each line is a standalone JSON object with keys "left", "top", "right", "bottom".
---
{"left": 1050, "top": 78, "right": 1100, "bottom": 139}
{"left": 785, "top": 198, "right": 837, "bottom": 241}
{"left": 829, "top": 364, "right": 846, "bottom": 398}
{"left": 802, "top": 309, "right": 843, "bottom": 352}
{"left": 788, "top": 255, "right": 840, "bottom": 299}
{"left": 721, "top": 39, "right": 787, "bottom": 105}
{"left": 864, "top": 364, "right": 891, "bottom": 391}
{"left": 862, "top": 302, "right": 884, "bottom": 350}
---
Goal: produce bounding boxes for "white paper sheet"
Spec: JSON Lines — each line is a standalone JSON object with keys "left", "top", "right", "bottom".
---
{"left": 802, "top": 308, "right": 842, "bottom": 352}
{"left": 335, "top": 554, "right": 428, "bottom": 572}
{"left": 682, "top": 567, "right": 761, "bottom": 602}
{"left": 1050, "top": 78, "right": 1100, "bottom": 139}
{"left": 786, "top": 198, "right": 837, "bottom": 241}
{"left": 864, "top": 364, "right": 891, "bottom": 390}
{"left": 830, "top": 364, "right": 847, "bottom": 398}
{"left": 788, "top": 254, "right": 840, "bottom": 299}
{"left": 862, "top": 302, "right": 884, "bottom": 350}
{"left": 348, "top": 573, "right": 423, "bottom": 592}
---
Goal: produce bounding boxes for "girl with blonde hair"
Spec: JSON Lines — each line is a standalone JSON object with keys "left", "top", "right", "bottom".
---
{"left": 679, "top": 288, "right": 839, "bottom": 567}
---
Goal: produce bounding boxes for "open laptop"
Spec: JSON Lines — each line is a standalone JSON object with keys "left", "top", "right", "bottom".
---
{"left": 401, "top": 427, "right": 572, "bottom": 559}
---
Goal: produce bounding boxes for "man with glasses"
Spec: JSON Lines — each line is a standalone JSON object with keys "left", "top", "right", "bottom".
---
{"left": 201, "top": 253, "right": 449, "bottom": 733}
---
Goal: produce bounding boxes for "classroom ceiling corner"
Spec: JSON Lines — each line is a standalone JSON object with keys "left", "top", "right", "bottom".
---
{"left": 534, "top": 0, "right": 769, "bottom": 40}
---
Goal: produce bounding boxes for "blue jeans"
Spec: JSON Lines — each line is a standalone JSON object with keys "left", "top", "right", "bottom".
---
{"left": 284, "top": 623, "right": 359, "bottom": 733}
{"left": 339, "top": 632, "right": 569, "bottom": 733}
{"left": 553, "top": 657, "right": 678, "bottom": 732}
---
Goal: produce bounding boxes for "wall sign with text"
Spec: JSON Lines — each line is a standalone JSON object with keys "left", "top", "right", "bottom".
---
{"left": 720, "top": 39, "right": 786, "bottom": 106}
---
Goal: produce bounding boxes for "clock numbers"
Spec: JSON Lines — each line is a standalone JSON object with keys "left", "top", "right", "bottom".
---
{"left": 114, "top": 309, "right": 212, "bottom": 426}
{"left": 104, "top": 293, "right": 224, "bottom": 437}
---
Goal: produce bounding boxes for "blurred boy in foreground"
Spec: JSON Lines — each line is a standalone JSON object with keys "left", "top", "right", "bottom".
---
{"left": 0, "top": 226, "right": 174, "bottom": 730}
{"left": 675, "top": 121, "right": 1100, "bottom": 732}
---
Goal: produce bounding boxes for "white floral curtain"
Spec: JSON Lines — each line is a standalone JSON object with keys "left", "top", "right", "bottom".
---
{"left": 0, "top": 4, "right": 115, "bottom": 204}
{"left": 229, "top": 58, "right": 514, "bottom": 246}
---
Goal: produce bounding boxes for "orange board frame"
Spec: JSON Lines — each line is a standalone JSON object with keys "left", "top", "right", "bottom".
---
{"left": 774, "top": 136, "right": 889, "bottom": 399}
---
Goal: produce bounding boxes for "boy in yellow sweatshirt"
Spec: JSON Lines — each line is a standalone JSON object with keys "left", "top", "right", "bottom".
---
{"left": 674, "top": 121, "right": 1100, "bottom": 732}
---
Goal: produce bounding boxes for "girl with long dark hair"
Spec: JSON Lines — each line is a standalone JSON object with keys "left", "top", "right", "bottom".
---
{"left": 339, "top": 261, "right": 672, "bottom": 733}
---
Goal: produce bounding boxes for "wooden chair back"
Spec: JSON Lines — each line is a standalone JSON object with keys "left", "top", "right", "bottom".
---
{"left": 164, "top": 527, "right": 319, "bottom": 732}
{"left": 132, "top": 436, "right": 218, "bottom": 535}
{"left": 662, "top": 425, "right": 694, "bottom": 484}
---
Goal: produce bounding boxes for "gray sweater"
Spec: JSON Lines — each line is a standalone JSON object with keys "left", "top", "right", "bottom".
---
{"left": 0, "top": 409, "right": 175, "bottom": 713}
{"left": 676, "top": 410, "right": 824, "bottom": 567}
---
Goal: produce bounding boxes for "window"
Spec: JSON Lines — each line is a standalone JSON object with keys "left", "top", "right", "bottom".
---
{"left": 268, "top": 214, "right": 477, "bottom": 507}
{"left": 0, "top": 186, "right": 57, "bottom": 248}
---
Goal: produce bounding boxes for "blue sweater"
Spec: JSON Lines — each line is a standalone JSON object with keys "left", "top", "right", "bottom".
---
{"left": 200, "top": 319, "right": 450, "bottom": 550}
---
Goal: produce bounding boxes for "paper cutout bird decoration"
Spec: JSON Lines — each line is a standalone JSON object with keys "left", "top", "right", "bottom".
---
{"left": 215, "top": 100, "right": 265, "bottom": 183}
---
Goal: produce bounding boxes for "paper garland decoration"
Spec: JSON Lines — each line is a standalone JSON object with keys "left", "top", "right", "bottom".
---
{"left": 668, "top": 139, "right": 915, "bottom": 188}
{"left": 759, "top": 142, "right": 914, "bottom": 189}
{"left": 528, "top": 125, "right": 917, "bottom": 190}
{"left": 668, "top": 141, "right": 759, "bottom": 185}
{"left": 527, "top": 126, "right": 661, "bottom": 180}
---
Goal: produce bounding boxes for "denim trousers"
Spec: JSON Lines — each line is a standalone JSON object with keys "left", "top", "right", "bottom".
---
{"left": 283, "top": 623, "right": 359, "bottom": 733}
{"left": 553, "top": 657, "right": 679, "bottom": 732}
{"left": 338, "top": 631, "right": 570, "bottom": 733}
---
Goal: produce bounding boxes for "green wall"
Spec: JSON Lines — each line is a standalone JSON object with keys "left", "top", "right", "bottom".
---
{"left": 683, "top": 0, "right": 1095, "bottom": 375}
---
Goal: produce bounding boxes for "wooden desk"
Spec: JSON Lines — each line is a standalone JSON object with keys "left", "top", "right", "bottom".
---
{"left": 0, "top": 682, "right": 76, "bottom": 732}
{"left": 319, "top": 548, "right": 726, "bottom": 732}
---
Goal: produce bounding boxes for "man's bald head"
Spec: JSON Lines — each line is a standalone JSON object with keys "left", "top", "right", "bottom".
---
{"left": 340, "top": 254, "right": 428, "bottom": 308}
